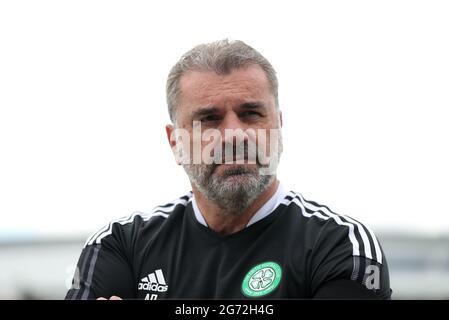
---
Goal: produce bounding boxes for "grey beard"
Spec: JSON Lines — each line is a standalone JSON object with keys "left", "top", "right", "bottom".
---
{"left": 182, "top": 132, "right": 283, "bottom": 215}
{"left": 184, "top": 163, "right": 275, "bottom": 214}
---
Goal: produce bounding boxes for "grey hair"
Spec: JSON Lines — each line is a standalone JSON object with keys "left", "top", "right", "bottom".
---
{"left": 166, "top": 39, "right": 279, "bottom": 123}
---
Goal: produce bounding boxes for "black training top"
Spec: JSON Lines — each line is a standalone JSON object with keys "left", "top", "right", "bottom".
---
{"left": 66, "top": 187, "right": 392, "bottom": 300}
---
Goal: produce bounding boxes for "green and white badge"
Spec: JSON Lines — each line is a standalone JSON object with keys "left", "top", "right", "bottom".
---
{"left": 242, "top": 261, "right": 282, "bottom": 297}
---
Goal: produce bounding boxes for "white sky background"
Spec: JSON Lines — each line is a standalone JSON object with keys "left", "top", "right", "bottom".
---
{"left": 0, "top": 0, "right": 448, "bottom": 239}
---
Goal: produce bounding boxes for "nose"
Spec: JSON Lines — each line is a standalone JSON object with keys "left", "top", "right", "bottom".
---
{"left": 220, "top": 112, "right": 249, "bottom": 144}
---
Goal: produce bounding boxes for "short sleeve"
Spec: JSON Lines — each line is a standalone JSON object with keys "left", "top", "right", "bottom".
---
{"left": 65, "top": 223, "right": 136, "bottom": 300}
{"left": 309, "top": 219, "right": 392, "bottom": 299}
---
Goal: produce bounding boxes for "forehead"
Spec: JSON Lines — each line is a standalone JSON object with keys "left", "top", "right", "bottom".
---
{"left": 178, "top": 64, "right": 272, "bottom": 109}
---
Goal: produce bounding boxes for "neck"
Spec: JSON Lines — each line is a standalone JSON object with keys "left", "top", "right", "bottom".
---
{"left": 192, "top": 178, "right": 279, "bottom": 236}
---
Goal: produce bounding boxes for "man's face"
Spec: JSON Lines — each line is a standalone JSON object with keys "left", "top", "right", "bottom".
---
{"left": 167, "top": 64, "right": 282, "bottom": 212}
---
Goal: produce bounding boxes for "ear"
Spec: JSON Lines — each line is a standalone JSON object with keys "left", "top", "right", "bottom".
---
{"left": 279, "top": 110, "right": 283, "bottom": 128}
{"left": 165, "top": 124, "right": 182, "bottom": 165}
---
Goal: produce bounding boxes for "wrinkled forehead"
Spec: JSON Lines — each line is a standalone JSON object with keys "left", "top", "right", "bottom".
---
{"left": 178, "top": 65, "right": 274, "bottom": 112}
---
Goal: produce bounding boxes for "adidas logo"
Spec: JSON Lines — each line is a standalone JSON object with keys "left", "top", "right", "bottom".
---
{"left": 138, "top": 269, "right": 168, "bottom": 292}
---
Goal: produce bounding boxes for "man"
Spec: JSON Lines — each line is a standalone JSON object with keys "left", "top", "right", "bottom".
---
{"left": 66, "top": 39, "right": 391, "bottom": 300}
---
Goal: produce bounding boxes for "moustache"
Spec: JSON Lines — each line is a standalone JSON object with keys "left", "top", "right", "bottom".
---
{"left": 209, "top": 141, "right": 259, "bottom": 165}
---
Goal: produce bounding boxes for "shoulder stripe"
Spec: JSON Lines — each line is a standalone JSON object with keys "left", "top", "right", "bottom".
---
{"left": 288, "top": 192, "right": 382, "bottom": 264}
{"left": 93, "top": 212, "right": 168, "bottom": 246}
{"left": 84, "top": 214, "right": 138, "bottom": 247}
{"left": 282, "top": 193, "right": 331, "bottom": 221}
{"left": 84, "top": 193, "right": 192, "bottom": 247}
{"left": 299, "top": 194, "right": 382, "bottom": 264}
{"left": 343, "top": 215, "right": 383, "bottom": 264}
{"left": 283, "top": 193, "right": 360, "bottom": 258}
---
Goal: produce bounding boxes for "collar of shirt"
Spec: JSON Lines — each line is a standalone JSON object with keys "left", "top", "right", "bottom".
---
{"left": 191, "top": 182, "right": 288, "bottom": 228}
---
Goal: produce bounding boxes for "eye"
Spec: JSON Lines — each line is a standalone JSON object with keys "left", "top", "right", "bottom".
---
{"left": 200, "top": 114, "right": 221, "bottom": 123}
{"left": 241, "top": 111, "right": 262, "bottom": 118}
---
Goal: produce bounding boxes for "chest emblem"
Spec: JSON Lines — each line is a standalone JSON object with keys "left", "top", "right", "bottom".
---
{"left": 242, "top": 261, "right": 282, "bottom": 297}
